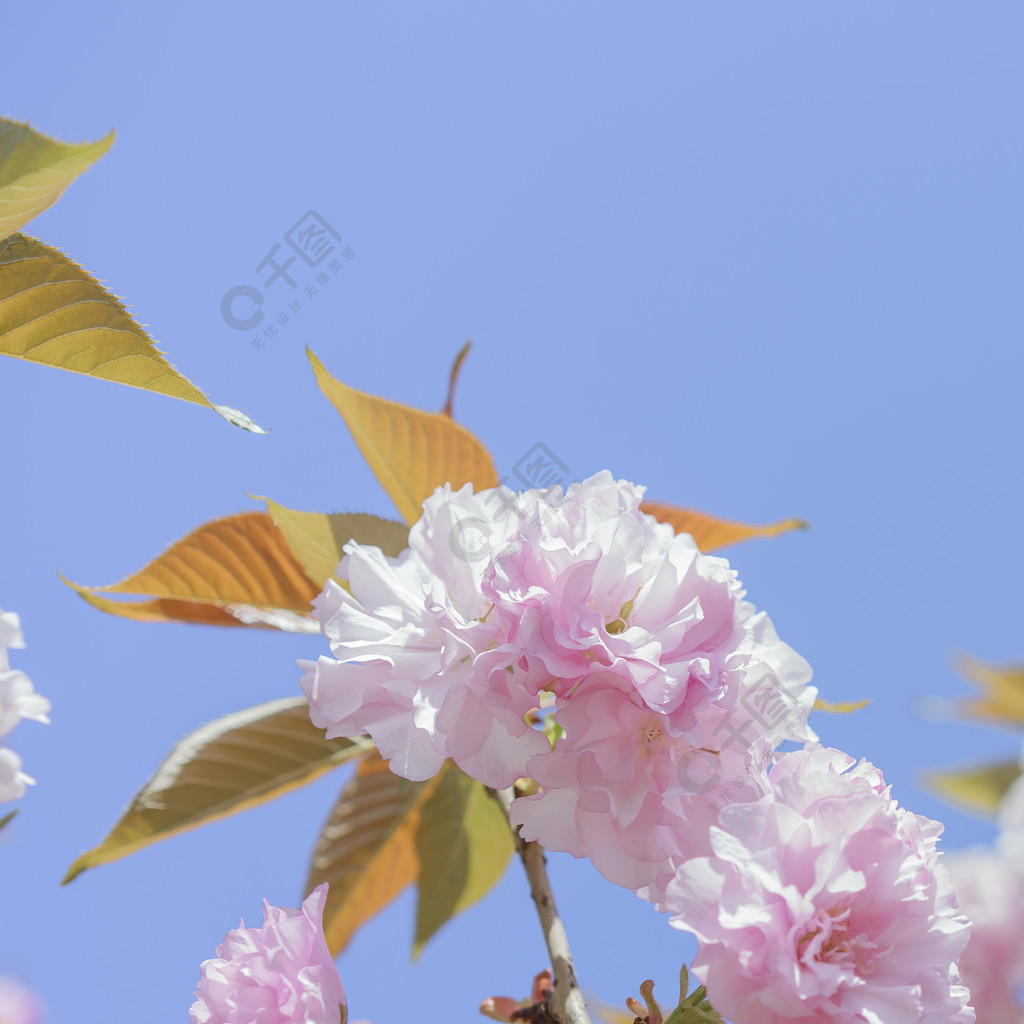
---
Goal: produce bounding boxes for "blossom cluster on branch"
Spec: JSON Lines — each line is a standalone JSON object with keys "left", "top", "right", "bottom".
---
{"left": 301, "top": 472, "right": 818, "bottom": 891}
{"left": 299, "top": 473, "right": 976, "bottom": 1023}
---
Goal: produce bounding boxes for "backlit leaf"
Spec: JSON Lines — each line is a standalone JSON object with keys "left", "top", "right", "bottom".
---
{"left": 413, "top": 763, "right": 513, "bottom": 957}
{"left": 308, "top": 349, "right": 498, "bottom": 524}
{"left": 261, "top": 497, "right": 409, "bottom": 587}
{"left": 63, "top": 698, "right": 372, "bottom": 882}
{"left": 954, "top": 653, "right": 1024, "bottom": 726}
{"left": 64, "top": 511, "right": 320, "bottom": 625}
{"left": 640, "top": 501, "right": 807, "bottom": 553}
{"left": 0, "top": 235, "right": 264, "bottom": 431}
{"left": 0, "top": 119, "right": 114, "bottom": 237}
{"left": 925, "top": 759, "right": 1022, "bottom": 817}
{"left": 307, "top": 751, "right": 441, "bottom": 956}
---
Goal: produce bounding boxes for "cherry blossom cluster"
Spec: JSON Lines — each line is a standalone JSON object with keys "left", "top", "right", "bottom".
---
{"left": 300, "top": 473, "right": 976, "bottom": 1022}
{"left": 301, "top": 472, "right": 818, "bottom": 889}
{"left": 0, "top": 608, "right": 50, "bottom": 803}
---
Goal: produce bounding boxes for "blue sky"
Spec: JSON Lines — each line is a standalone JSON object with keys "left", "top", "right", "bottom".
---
{"left": 2, "top": 4, "right": 1023, "bottom": 1022}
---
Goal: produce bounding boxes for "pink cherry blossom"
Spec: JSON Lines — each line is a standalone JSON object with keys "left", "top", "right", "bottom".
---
{"left": 663, "top": 745, "right": 974, "bottom": 1024}
{"left": 190, "top": 884, "right": 346, "bottom": 1024}
{"left": 299, "top": 483, "right": 551, "bottom": 787}
{"left": 302, "top": 473, "right": 815, "bottom": 889}
{"left": 0, "top": 975, "right": 46, "bottom": 1024}
{"left": 496, "top": 474, "right": 816, "bottom": 889}
{"left": 480, "top": 472, "right": 745, "bottom": 727}
{"left": 0, "top": 607, "right": 50, "bottom": 804}
{"left": 945, "top": 846, "right": 1024, "bottom": 1024}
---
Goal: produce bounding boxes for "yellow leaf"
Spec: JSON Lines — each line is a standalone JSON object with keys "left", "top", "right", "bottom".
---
{"left": 925, "top": 759, "right": 1022, "bottom": 817}
{"left": 307, "top": 349, "right": 498, "bottom": 524}
{"left": 442, "top": 339, "right": 472, "bottom": 417}
{"left": 64, "top": 511, "right": 320, "bottom": 621}
{"left": 813, "top": 697, "right": 870, "bottom": 714}
{"left": 308, "top": 751, "right": 442, "bottom": 956}
{"left": 954, "top": 653, "right": 1024, "bottom": 726}
{"left": 413, "top": 763, "right": 513, "bottom": 957}
{"left": 0, "top": 119, "right": 114, "bottom": 237}
{"left": 0, "top": 235, "right": 264, "bottom": 431}
{"left": 63, "top": 698, "right": 372, "bottom": 882}
{"left": 260, "top": 497, "right": 409, "bottom": 587}
{"left": 640, "top": 501, "right": 807, "bottom": 553}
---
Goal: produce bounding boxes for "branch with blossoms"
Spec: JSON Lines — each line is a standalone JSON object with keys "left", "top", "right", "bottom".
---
{"left": 42, "top": 342, "right": 972, "bottom": 1024}
{"left": 0, "top": 117, "right": 1005, "bottom": 1024}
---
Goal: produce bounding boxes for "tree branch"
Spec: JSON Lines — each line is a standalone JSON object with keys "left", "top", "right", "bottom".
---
{"left": 491, "top": 787, "right": 592, "bottom": 1024}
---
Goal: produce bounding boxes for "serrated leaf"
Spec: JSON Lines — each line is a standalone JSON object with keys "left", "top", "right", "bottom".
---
{"left": 413, "top": 763, "right": 513, "bottom": 957}
{"left": 63, "top": 511, "right": 320, "bottom": 627}
{"left": 308, "top": 349, "right": 499, "bottom": 524}
{"left": 0, "top": 119, "right": 114, "bottom": 237}
{"left": 307, "top": 751, "right": 442, "bottom": 956}
{"left": 0, "top": 234, "right": 264, "bottom": 431}
{"left": 924, "top": 760, "right": 1022, "bottom": 817}
{"left": 813, "top": 697, "right": 870, "bottom": 714}
{"left": 954, "top": 653, "right": 1024, "bottom": 726}
{"left": 640, "top": 501, "right": 807, "bottom": 553}
{"left": 261, "top": 497, "right": 409, "bottom": 587}
{"left": 63, "top": 698, "right": 371, "bottom": 883}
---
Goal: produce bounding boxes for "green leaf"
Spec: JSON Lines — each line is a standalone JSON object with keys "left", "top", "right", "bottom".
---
{"left": 308, "top": 751, "right": 442, "bottom": 956}
{"left": 413, "top": 764, "right": 514, "bottom": 957}
{"left": 63, "top": 698, "right": 371, "bottom": 883}
{"left": 0, "top": 119, "right": 114, "bottom": 237}
{"left": 260, "top": 497, "right": 409, "bottom": 587}
{"left": 0, "top": 809, "right": 18, "bottom": 832}
{"left": 924, "top": 759, "right": 1022, "bottom": 817}
{"left": 0, "top": 234, "right": 264, "bottom": 431}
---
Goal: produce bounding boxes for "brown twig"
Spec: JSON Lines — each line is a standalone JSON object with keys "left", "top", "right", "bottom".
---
{"left": 491, "top": 787, "right": 592, "bottom": 1024}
